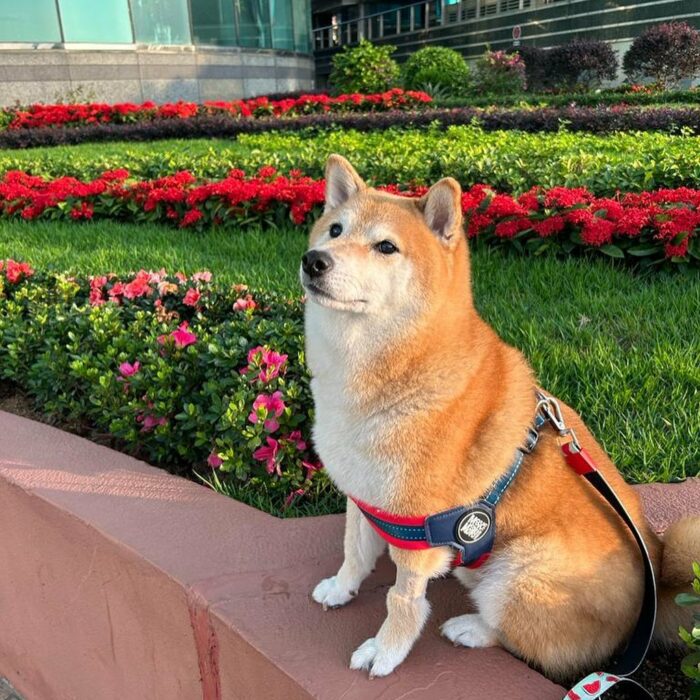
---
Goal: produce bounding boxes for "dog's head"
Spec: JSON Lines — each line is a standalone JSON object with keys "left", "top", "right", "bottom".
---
{"left": 300, "top": 155, "right": 468, "bottom": 321}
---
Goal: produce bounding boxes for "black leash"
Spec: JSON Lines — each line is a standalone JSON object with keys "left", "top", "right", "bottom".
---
{"left": 536, "top": 392, "right": 657, "bottom": 700}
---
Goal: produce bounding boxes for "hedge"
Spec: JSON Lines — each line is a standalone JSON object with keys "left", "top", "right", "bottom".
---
{"left": 0, "top": 261, "right": 333, "bottom": 513}
{"left": 4, "top": 104, "right": 700, "bottom": 149}
{"left": 2, "top": 169, "right": 698, "bottom": 267}
{"left": 0, "top": 90, "right": 431, "bottom": 131}
{"left": 434, "top": 87, "right": 700, "bottom": 109}
{"left": 5, "top": 126, "right": 700, "bottom": 196}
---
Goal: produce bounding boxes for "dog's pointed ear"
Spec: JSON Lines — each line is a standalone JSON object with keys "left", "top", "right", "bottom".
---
{"left": 325, "top": 154, "right": 365, "bottom": 211}
{"left": 418, "top": 177, "right": 463, "bottom": 246}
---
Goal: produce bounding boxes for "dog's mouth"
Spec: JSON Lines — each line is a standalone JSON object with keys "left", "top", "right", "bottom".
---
{"left": 303, "top": 281, "right": 367, "bottom": 310}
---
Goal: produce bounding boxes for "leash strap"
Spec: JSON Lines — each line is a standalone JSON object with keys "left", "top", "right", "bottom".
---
{"left": 536, "top": 393, "right": 657, "bottom": 700}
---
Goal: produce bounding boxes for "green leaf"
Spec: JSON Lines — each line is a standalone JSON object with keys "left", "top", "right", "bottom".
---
{"left": 681, "top": 650, "right": 700, "bottom": 679}
{"left": 676, "top": 592, "right": 700, "bottom": 607}
{"left": 600, "top": 244, "right": 625, "bottom": 258}
{"left": 627, "top": 245, "right": 659, "bottom": 257}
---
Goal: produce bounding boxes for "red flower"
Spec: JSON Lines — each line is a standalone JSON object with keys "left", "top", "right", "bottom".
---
{"left": 180, "top": 209, "right": 203, "bottom": 227}
{"left": 533, "top": 215, "right": 566, "bottom": 237}
{"left": 4, "top": 259, "right": 34, "bottom": 283}
{"left": 581, "top": 218, "right": 616, "bottom": 246}
{"left": 182, "top": 287, "right": 201, "bottom": 307}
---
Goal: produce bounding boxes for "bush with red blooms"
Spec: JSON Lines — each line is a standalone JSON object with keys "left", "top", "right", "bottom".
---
{"left": 0, "top": 262, "right": 329, "bottom": 514}
{"left": 1, "top": 168, "right": 698, "bottom": 266}
{"left": 1, "top": 89, "right": 432, "bottom": 131}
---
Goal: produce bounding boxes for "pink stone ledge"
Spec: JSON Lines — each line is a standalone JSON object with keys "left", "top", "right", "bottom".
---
{"left": 0, "top": 411, "right": 697, "bottom": 700}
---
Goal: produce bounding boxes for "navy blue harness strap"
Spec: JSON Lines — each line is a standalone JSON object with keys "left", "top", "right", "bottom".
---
{"left": 353, "top": 441, "right": 530, "bottom": 567}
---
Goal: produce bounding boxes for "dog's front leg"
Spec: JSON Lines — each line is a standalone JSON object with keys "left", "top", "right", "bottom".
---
{"left": 312, "top": 498, "right": 386, "bottom": 609}
{"left": 350, "top": 549, "right": 450, "bottom": 677}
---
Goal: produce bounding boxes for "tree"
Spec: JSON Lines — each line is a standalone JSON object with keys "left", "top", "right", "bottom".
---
{"left": 623, "top": 22, "right": 700, "bottom": 89}
{"left": 549, "top": 39, "right": 618, "bottom": 90}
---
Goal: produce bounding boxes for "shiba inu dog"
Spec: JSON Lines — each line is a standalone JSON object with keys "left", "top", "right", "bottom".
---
{"left": 300, "top": 154, "right": 699, "bottom": 680}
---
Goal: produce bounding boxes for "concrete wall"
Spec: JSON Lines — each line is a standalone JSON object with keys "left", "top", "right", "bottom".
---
{"left": 0, "top": 47, "right": 315, "bottom": 106}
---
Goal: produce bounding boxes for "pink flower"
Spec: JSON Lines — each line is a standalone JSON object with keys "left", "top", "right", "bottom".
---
{"left": 118, "top": 361, "right": 140, "bottom": 378}
{"left": 302, "top": 459, "right": 322, "bottom": 476}
{"left": 284, "top": 488, "right": 306, "bottom": 508}
{"left": 233, "top": 294, "right": 258, "bottom": 312}
{"left": 242, "top": 346, "right": 288, "bottom": 383}
{"left": 207, "top": 452, "right": 223, "bottom": 468}
{"left": 137, "top": 414, "right": 167, "bottom": 432}
{"left": 248, "top": 391, "right": 286, "bottom": 432}
{"left": 183, "top": 287, "right": 201, "bottom": 306}
{"left": 286, "top": 430, "right": 307, "bottom": 451}
{"left": 192, "top": 270, "right": 212, "bottom": 283}
{"left": 253, "top": 437, "right": 281, "bottom": 475}
{"left": 122, "top": 270, "right": 152, "bottom": 299}
{"left": 171, "top": 321, "right": 197, "bottom": 348}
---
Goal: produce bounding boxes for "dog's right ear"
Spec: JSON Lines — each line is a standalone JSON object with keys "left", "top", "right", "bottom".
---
{"left": 324, "top": 155, "right": 365, "bottom": 212}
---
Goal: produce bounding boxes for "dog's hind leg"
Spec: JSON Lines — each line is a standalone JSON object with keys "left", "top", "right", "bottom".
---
{"left": 312, "top": 498, "right": 386, "bottom": 609}
{"left": 441, "top": 613, "right": 500, "bottom": 648}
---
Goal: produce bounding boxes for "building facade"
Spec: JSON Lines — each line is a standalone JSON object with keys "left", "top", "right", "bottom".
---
{"left": 0, "top": 0, "right": 314, "bottom": 106}
{"left": 312, "top": 0, "right": 700, "bottom": 85}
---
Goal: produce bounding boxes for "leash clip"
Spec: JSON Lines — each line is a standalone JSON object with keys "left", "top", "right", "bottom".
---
{"left": 536, "top": 394, "right": 581, "bottom": 452}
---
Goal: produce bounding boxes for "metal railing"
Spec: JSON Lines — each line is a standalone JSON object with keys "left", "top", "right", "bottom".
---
{"left": 313, "top": 0, "right": 545, "bottom": 49}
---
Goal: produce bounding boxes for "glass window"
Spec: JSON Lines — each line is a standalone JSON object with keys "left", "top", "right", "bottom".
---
{"left": 269, "top": 0, "right": 294, "bottom": 50}
{"left": 237, "top": 0, "right": 271, "bottom": 49}
{"left": 0, "top": 0, "right": 61, "bottom": 42}
{"left": 291, "top": 0, "right": 310, "bottom": 53}
{"left": 130, "top": 0, "right": 191, "bottom": 44}
{"left": 58, "top": 0, "right": 133, "bottom": 43}
{"left": 191, "top": 0, "right": 238, "bottom": 46}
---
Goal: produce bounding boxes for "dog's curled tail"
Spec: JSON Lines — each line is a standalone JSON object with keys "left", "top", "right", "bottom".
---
{"left": 654, "top": 516, "right": 700, "bottom": 645}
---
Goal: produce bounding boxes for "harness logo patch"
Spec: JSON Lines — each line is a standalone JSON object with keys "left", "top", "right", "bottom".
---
{"left": 456, "top": 510, "right": 491, "bottom": 545}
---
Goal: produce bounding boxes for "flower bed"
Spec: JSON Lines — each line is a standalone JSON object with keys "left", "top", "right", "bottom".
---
{"left": 3, "top": 103, "right": 700, "bottom": 149}
{"left": 1, "top": 169, "right": 698, "bottom": 266}
{"left": 6, "top": 126, "right": 700, "bottom": 196}
{"left": 0, "top": 260, "right": 334, "bottom": 513}
{"left": 0, "top": 89, "right": 431, "bottom": 132}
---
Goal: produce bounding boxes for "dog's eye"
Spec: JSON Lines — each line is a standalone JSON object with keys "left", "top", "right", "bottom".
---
{"left": 376, "top": 240, "right": 398, "bottom": 255}
{"left": 329, "top": 223, "right": 342, "bottom": 238}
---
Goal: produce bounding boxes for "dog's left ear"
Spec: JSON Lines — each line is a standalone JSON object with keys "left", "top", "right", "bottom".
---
{"left": 418, "top": 177, "right": 463, "bottom": 247}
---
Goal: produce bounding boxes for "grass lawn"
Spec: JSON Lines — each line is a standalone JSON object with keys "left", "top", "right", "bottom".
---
{"left": 2, "top": 218, "right": 698, "bottom": 489}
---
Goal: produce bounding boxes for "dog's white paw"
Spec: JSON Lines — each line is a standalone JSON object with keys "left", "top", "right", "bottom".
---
{"left": 440, "top": 614, "right": 500, "bottom": 648}
{"left": 312, "top": 576, "right": 357, "bottom": 610}
{"left": 349, "top": 637, "right": 408, "bottom": 677}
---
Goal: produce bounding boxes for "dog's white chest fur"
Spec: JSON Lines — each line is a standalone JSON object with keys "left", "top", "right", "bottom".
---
{"left": 306, "top": 305, "right": 398, "bottom": 507}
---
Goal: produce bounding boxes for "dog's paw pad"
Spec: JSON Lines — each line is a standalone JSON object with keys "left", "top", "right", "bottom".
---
{"left": 440, "top": 614, "right": 499, "bottom": 648}
{"left": 312, "top": 576, "right": 356, "bottom": 609}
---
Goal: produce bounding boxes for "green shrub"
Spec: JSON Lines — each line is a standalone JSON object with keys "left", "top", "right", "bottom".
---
{"left": 0, "top": 265, "right": 336, "bottom": 515}
{"left": 472, "top": 49, "right": 526, "bottom": 95}
{"left": 329, "top": 39, "right": 400, "bottom": 94}
{"left": 677, "top": 562, "right": 700, "bottom": 697}
{"left": 401, "top": 46, "right": 470, "bottom": 96}
{"left": 6, "top": 126, "right": 700, "bottom": 196}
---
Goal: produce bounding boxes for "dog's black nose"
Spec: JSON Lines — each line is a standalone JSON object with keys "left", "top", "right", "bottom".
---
{"left": 302, "top": 250, "right": 334, "bottom": 278}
